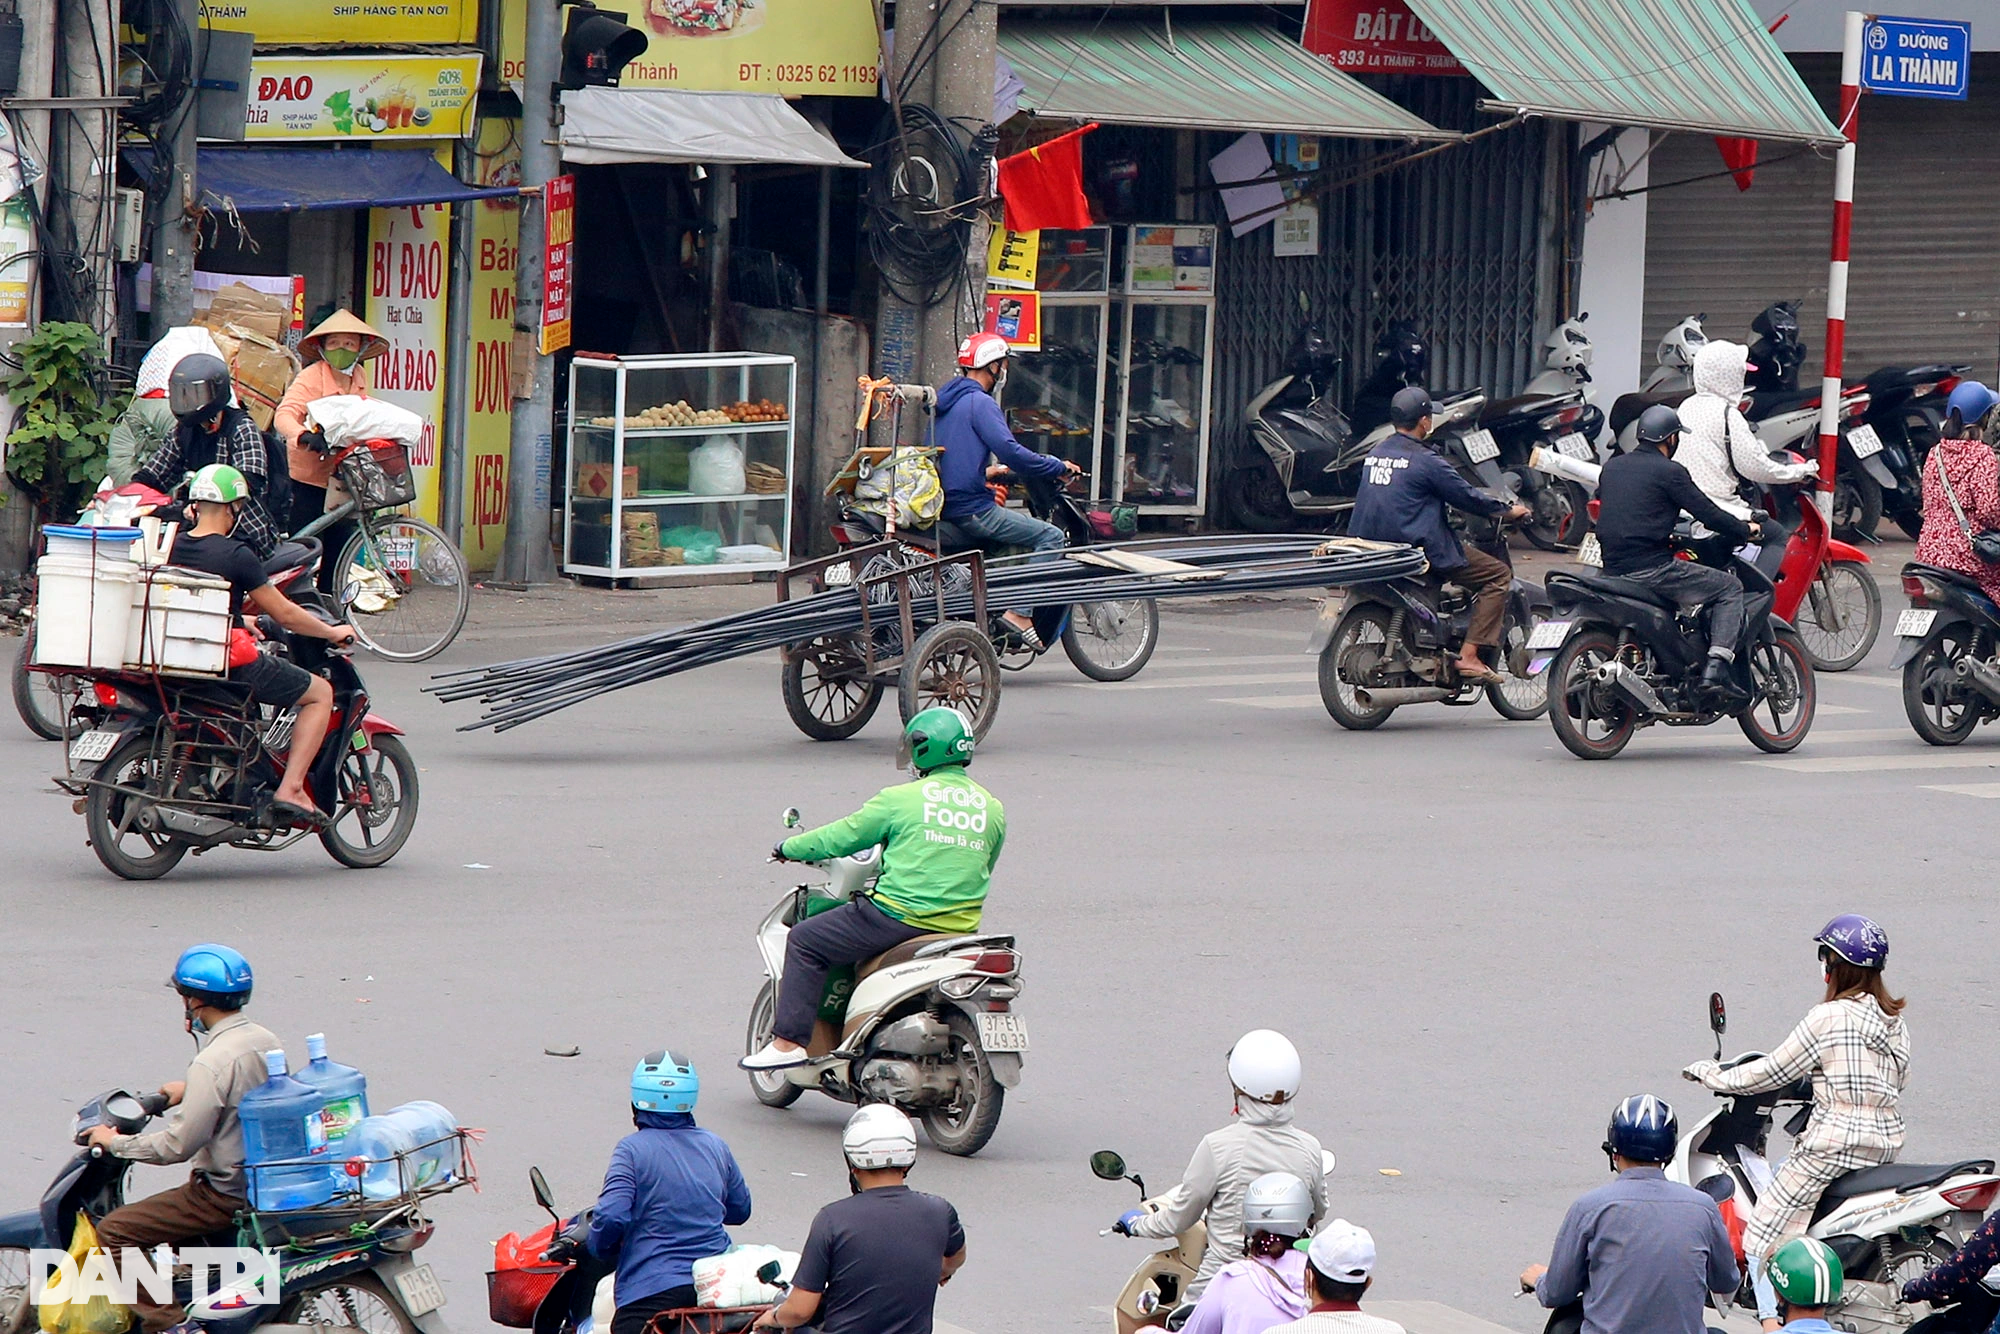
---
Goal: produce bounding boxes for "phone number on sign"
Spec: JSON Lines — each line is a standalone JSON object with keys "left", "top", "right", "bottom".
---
{"left": 744, "top": 63, "right": 878, "bottom": 85}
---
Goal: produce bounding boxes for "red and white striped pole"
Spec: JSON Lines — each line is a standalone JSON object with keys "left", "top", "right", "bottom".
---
{"left": 1815, "top": 10, "right": 1864, "bottom": 518}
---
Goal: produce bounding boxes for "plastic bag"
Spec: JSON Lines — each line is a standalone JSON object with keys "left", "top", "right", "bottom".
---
{"left": 38, "top": 1213, "right": 133, "bottom": 1334}
{"left": 305, "top": 395, "right": 426, "bottom": 448}
{"left": 661, "top": 526, "right": 722, "bottom": 565}
{"left": 691, "top": 1245, "right": 798, "bottom": 1308}
{"left": 853, "top": 448, "right": 943, "bottom": 529}
{"left": 687, "top": 438, "right": 747, "bottom": 497}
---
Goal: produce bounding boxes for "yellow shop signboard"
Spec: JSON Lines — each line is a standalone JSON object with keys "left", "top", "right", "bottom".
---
{"left": 199, "top": 0, "right": 478, "bottom": 46}
{"left": 244, "top": 54, "right": 481, "bottom": 140}
{"left": 501, "top": 0, "right": 879, "bottom": 95}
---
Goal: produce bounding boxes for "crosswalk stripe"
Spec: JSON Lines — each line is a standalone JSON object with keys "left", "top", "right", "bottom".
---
{"left": 1922, "top": 781, "right": 2000, "bottom": 798}
{"left": 1817, "top": 703, "right": 1869, "bottom": 715}
{"left": 1215, "top": 694, "right": 1324, "bottom": 709}
{"left": 1062, "top": 672, "right": 1317, "bottom": 691}
{"left": 1754, "top": 749, "right": 2000, "bottom": 773}
{"left": 1146, "top": 654, "right": 1309, "bottom": 671}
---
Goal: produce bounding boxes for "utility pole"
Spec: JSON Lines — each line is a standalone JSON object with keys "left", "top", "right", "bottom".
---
{"left": 495, "top": 0, "right": 560, "bottom": 584}
{"left": 0, "top": 0, "right": 56, "bottom": 576}
{"left": 1813, "top": 10, "right": 1863, "bottom": 522}
{"left": 57, "top": 0, "right": 117, "bottom": 333}
{"left": 149, "top": 0, "right": 200, "bottom": 328}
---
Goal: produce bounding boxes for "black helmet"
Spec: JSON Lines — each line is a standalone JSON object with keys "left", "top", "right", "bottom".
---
{"left": 1635, "top": 404, "right": 1683, "bottom": 447}
{"left": 167, "top": 354, "right": 232, "bottom": 421}
{"left": 1374, "top": 320, "right": 1428, "bottom": 382}
{"left": 1389, "top": 385, "right": 1441, "bottom": 429}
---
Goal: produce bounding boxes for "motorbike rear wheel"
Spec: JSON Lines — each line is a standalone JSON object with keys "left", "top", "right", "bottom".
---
{"left": 1318, "top": 605, "right": 1397, "bottom": 731}
{"left": 1061, "top": 598, "right": 1159, "bottom": 681}
{"left": 13, "top": 625, "right": 79, "bottom": 742}
{"left": 743, "top": 980, "right": 803, "bottom": 1108}
{"left": 1548, "top": 630, "right": 1637, "bottom": 759}
{"left": 1902, "top": 627, "right": 1984, "bottom": 746}
{"left": 921, "top": 1012, "right": 1003, "bottom": 1157}
{"left": 1222, "top": 462, "right": 1296, "bottom": 533}
{"left": 1737, "top": 629, "right": 1815, "bottom": 752}
{"left": 1795, "top": 559, "right": 1881, "bottom": 672}
{"left": 1831, "top": 472, "right": 1884, "bottom": 544}
{"left": 84, "top": 733, "right": 189, "bottom": 880}
{"left": 282, "top": 1271, "right": 418, "bottom": 1334}
{"left": 319, "top": 734, "right": 420, "bottom": 868}
{"left": 0, "top": 1246, "right": 31, "bottom": 1334}
{"left": 1522, "top": 479, "right": 1589, "bottom": 552}
{"left": 1834, "top": 1236, "right": 1958, "bottom": 1334}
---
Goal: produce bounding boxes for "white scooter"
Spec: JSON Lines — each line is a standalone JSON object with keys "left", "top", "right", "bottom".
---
{"left": 1672, "top": 993, "right": 2000, "bottom": 1334}
{"left": 742, "top": 808, "right": 1026, "bottom": 1157}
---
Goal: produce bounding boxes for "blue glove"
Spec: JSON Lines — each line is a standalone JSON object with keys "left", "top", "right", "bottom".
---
{"left": 1114, "top": 1209, "right": 1146, "bottom": 1236}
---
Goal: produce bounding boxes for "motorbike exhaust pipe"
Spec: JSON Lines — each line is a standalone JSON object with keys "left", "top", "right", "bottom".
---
{"left": 150, "top": 807, "right": 249, "bottom": 842}
{"left": 1952, "top": 657, "right": 2000, "bottom": 707}
{"left": 1592, "top": 661, "right": 1667, "bottom": 715}
{"left": 1354, "top": 685, "right": 1454, "bottom": 708}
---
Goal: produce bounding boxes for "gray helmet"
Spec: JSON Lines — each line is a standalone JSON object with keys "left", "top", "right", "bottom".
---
{"left": 167, "top": 354, "right": 232, "bottom": 420}
{"left": 1636, "top": 404, "right": 1683, "bottom": 447}
{"left": 1241, "top": 1171, "right": 1313, "bottom": 1239}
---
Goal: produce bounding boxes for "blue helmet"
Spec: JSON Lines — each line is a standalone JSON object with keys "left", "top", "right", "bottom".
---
{"left": 631, "top": 1049, "right": 698, "bottom": 1114}
{"left": 1816, "top": 914, "right": 1888, "bottom": 969}
{"left": 1604, "top": 1094, "right": 1677, "bottom": 1164}
{"left": 170, "top": 944, "right": 253, "bottom": 1009}
{"left": 1947, "top": 380, "right": 1999, "bottom": 431}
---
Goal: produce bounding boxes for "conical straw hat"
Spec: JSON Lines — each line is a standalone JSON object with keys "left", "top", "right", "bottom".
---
{"left": 299, "top": 309, "right": 390, "bottom": 365}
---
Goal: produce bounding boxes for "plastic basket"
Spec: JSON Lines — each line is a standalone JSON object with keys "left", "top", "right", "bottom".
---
{"left": 337, "top": 439, "right": 418, "bottom": 512}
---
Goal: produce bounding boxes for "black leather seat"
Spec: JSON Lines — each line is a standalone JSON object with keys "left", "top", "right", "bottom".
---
{"left": 1744, "top": 388, "right": 1820, "bottom": 417}
{"left": 1908, "top": 562, "right": 1991, "bottom": 593}
{"left": 1609, "top": 388, "right": 1694, "bottom": 436}
{"left": 1810, "top": 1160, "right": 1996, "bottom": 1222}
{"left": 1572, "top": 569, "right": 1679, "bottom": 610}
{"left": 263, "top": 537, "right": 321, "bottom": 576}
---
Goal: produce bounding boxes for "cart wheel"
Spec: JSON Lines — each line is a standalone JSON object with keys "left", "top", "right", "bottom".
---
{"left": 899, "top": 621, "right": 1001, "bottom": 741}
{"left": 782, "top": 638, "right": 885, "bottom": 741}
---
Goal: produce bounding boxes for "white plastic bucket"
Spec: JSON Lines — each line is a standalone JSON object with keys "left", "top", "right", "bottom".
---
{"left": 34, "top": 548, "right": 139, "bottom": 670}
{"left": 125, "top": 570, "right": 232, "bottom": 677}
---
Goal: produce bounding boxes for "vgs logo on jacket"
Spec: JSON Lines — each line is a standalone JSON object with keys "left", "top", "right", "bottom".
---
{"left": 1363, "top": 454, "right": 1409, "bottom": 486}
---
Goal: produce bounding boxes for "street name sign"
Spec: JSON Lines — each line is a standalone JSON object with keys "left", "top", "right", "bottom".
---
{"left": 1861, "top": 15, "right": 1971, "bottom": 99}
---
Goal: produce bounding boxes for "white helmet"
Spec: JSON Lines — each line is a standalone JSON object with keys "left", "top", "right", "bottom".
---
{"left": 1656, "top": 315, "right": 1708, "bottom": 370}
{"left": 842, "top": 1104, "right": 917, "bottom": 1170}
{"left": 1242, "top": 1172, "right": 1313, "bottom": 1239}
{"left": 1228, "top": 1029, "right": 1301, "bottom": 1104}
{"left": 1542, "top": 315, "right": 1593, "bottom": 373}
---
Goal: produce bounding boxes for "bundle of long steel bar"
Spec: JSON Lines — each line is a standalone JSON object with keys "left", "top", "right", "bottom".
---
{"left": 431, "top": 534, "right": 1425, "bottom": 731}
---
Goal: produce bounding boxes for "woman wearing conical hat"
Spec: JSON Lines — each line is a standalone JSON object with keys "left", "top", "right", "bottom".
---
{"left": 275, "top": 310, "right": 390, "bottom": 575}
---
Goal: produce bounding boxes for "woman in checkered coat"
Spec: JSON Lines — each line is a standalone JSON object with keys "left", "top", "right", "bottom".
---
{"left": 1682, "top": 914, "right": 1909, "bottom": 1332}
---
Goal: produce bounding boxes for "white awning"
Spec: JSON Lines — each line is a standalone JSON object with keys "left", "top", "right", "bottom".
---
{"left": 559, "top": 88, "right": 866, "bottom": 168}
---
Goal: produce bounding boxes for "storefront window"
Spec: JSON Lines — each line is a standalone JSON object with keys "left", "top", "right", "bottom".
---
{"left": 1117, "top": 302, "right": 1209, "bottom": 507}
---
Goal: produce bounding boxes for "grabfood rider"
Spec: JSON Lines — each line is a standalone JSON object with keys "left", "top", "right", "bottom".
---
{"left": 1114, "top": 1031, "right": 1328, "bottom": 1301}
{"left": 742, "top": 708, "right": 1004, "bottom": 1071}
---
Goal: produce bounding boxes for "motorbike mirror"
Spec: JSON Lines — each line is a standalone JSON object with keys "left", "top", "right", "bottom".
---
{"left": 1320, "top": 1150, "right": 1337, "bottom": 1178}
{"left": 1577, "top": 311, "right": 1589, "bottom": 322}
{"left": 1089, "top": 1150, "right": 1127, "bottom": 1181}
{"left": 530, "top": 1166, "right": 558, "bottom": 1221}
{"left": 756, "top": 1261, "right": 782, "bottom": 1286}
{"left": 782, "top": 807, "right": 801, "bottom": 829}
{"left": 1709, "top": 992, "right": 1727, "bottom": 1061}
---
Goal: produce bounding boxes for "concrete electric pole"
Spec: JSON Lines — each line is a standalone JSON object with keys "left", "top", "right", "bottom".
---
{"left": 148, "top": 0, "right": 200, "bottom": 328}
{"left": 58, "top": 0, "right": 117, "bottom": 333}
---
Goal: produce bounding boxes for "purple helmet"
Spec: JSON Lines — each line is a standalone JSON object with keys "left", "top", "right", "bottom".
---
{"left": 1815, "top": 914, "right": 1888, "bottom": 969}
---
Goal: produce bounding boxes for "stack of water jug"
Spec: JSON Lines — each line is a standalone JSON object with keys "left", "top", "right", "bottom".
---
{"left": 240, "top": 1033, "right": 461, "bottom": 1212}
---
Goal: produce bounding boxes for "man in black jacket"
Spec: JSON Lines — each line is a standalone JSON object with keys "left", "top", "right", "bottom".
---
{"left": 1594, "top": 405, "right": 1762, "bottom": 700}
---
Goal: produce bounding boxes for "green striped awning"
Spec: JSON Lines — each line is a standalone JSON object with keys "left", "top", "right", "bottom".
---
{"left": 1000, "top": 20, "right": 1455, "bottom": 140}
{"left": 1403, "top": 0, "right": 1842, "bottom": 144}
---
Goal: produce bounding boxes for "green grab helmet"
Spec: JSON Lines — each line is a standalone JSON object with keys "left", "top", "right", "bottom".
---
{"left": 901, "top": 707, "right": 974, "bottom": 773}
{"left": 1767, "top": 1237, "right": 1843, "bottom": 1308}
{"left": 188, "top": 463, "right": 249, "bottom": 505}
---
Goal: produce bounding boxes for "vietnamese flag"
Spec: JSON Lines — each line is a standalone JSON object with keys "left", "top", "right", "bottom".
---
{"left": 1715, "top": 137, "right": 1759, "bottom": 191}
{"left": 997, "top": 123, "right": 1097, "bottom": 232}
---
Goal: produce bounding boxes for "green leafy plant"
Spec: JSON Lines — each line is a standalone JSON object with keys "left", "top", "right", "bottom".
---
{"left": 3, "top": 321, "right": 125, "bottom": 517}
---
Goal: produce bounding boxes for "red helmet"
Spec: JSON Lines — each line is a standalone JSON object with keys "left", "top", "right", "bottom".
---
{"left": 957, "top": 332, "right": 1010, "bottom": 371}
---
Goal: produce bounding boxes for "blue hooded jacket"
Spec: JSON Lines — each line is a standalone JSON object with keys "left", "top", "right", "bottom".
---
{"left": 586, "top": 1111, "right": 752, "bottom": 1304}
{"left": 934, "top": 376, "right": 1066, "bottom": 518}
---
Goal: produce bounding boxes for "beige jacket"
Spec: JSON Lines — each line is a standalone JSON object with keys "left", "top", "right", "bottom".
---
{"left": 108, "top": 1011, "right": 281, "bottom": 1197}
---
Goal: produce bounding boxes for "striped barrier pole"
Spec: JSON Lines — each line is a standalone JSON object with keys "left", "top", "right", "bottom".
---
{"left": 1815, "top": 10, "right": 1865, "bottom": 520}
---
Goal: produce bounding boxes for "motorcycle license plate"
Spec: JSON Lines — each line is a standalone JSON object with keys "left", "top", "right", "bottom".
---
{"left": 1556, "top": 432, "right": 1594, "bottom": 461}
{"left": 1896, "top": 608, "right": 1938, "bottom": 638}
{"left": 69, "top": 729, "right": 119, "bottom": 764}
{"left": 380, "top": 537, "right": 418, "bottom": 574}
{"left": 975, "top": 1011, "right": 1029, "bottom": 1053}
{"left": 1576, "top": 533, "right": 1604, "bottom": 567}
{"left": 1526, "top": 619, "right": 1572, "bottom": 651}
{"left": 392, "top": 1264, "right": 446, "bottom": 1317}
{"left": 1847, "top": 423, "right": 1885, "bottom": 458}
{"left": 1462, "top": 429, "right": 1500, "bottom": 463}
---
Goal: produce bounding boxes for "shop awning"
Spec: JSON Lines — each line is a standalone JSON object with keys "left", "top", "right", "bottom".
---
{"left": 122, "top": 146, "right": 520, "bottom": 213}
{"left": 558, "top": 88, "right": 867, "bottom": 167}
{"left": 1000, "top": 20, "right": 1455, "bottom": 140}
{"left": 1402, "top": 0, "right": 1842, "bottom": 145}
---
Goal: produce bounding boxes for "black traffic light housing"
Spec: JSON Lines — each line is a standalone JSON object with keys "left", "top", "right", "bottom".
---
{"left": 559, "top": 4, "right": 648, "bottom": 91}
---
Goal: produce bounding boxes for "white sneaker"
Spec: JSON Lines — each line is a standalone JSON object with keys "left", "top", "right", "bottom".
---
{"left": 740, "top": 1041, "right": 810, "bottom": 1071}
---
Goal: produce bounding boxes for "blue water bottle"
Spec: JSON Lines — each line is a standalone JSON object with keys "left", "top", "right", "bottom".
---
{"left": 239, "top": 1049, "right": 335, "bottom": 1211}
{"left": 293, "top": 1033, "right": 370, "bottom": 1153}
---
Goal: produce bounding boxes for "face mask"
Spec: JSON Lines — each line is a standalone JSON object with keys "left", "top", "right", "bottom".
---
{"left": 322, "top": 346, "right": 360, "bottom": 372}
{"left": 185, "top": 998, "right": 207, "bottom": 1038}
{"left": 991, "top": 368, "right": 1007, "bottom": 396}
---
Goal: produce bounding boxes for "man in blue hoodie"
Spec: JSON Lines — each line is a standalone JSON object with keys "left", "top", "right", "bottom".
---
{"left": 936, "top": 331, "right": 1079, "bottom": 647}
{"left": 568, "top": 1050, "right": 753, "bottom": 1334}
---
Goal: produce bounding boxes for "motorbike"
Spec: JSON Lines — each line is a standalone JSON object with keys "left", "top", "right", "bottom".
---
{"left": 1230, "top": 323, "right": 1367, "bottom": 531}
{"left": 51, "top": 540, "right": 419, "bottom": 880}
{"left": 1746, "top": 300, "right": 1898, "bottom": 541}
{"left": 1091, "top": 1147, "right": 1337, "bottom": 1334}
{"left": 1890, "top": 561, "right": 2000, "bottom": 745}
{"left": 743, "top": 808, "right": 1025, "bottom": 1157}
{"left": 1531, "top": 526, "right": 1816, "bottom": 759}
{"left": 830, "top": 469, "right": 1160, "bottom": 683}
{"left": 1499, "top": 314, "right": 1602, "bottom": 550}
{"left": 488, "top": 1168, "right": 766, "bottom": 1334}
{"left": 0, "top": 1087, "right": 453, "bottom": 1334}
{"left": 1672, "top": 993, "right": 2000, "bottom": 1334}
{"left": 1607, "top": 314, "right": 1709, "bottom": 455}
{"left": 1856, "top": 363, "right": 1969, "bottom": 541}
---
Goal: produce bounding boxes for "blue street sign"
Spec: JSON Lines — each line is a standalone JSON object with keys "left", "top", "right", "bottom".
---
{"left": 1861, "top": 15, "right": 1972, "bottom": 99}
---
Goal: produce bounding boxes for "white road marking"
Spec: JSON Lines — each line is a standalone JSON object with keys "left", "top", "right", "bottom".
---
{"left": 1061, "top": 672, "right": 1317, "bottom": 692}
{"left": 1215, "top": 694, "right": 1324, "bottom": 710}
{"left": 1922, "top": 781, "right": 2000, "bottom": 798}
{"left": 1754, "top": 749, "right": 2000, "bottom": 773}
{"left": 1817, "top": 703, "right": 1868, "bottom": 715}
{"left": 1145, "top": 653, "right": 1310, "bottom": 670}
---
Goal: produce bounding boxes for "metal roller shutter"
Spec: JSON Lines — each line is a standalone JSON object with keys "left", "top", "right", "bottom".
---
{"left": 1643, "top": 52, "right": 2000, "bottom": 381}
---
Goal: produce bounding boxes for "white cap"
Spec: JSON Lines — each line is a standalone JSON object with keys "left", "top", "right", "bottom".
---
{"left": 306, "top": 1033, "right": 328, "bottom": 1061}
{"left": 262, "top": 1049, "right": 288, "bottom": 1078}
{"left": 1307, "top": 1219, "right": 1376, "bottom": 1284}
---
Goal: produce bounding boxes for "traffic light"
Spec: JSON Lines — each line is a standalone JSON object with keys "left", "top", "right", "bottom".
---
{"left": 559, "top": 4, "right": 648, "bottom": 90}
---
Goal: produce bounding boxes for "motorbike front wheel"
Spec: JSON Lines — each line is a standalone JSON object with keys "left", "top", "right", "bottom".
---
{"left": 1795, "top": 559, "right": 1881, "bottom": 672}
{"left": 319, "top": 734, "right": 421, "bottom": 868}
{"left": 1737, "top": 629, "right": 1815, "bottom": 752}
{"left": 1317, "top": 605, "right": 1397, "bottom": 730}
{"left": 1061, "top": 598, "right": 1160, "bottom": 681}
{"left": 1548, "top": 630, "right": 1637, "bottom": 759}
{"left": 743, "top": 980, "right": 802, "bottom": 1108}
{"left": 84, "top": 733, "right": 189, "bottom": 880}
{"left": 281, "top": 1272, "right": 418, "bottom": 1334}
{"left": 921, "top": 1012, "right": 1003, "bottom": 1157}
{"left": 0, "top": 1245, "right": 32, "bottom": 1334}
{"left": 1522, "top": 478, "right": 1589, "bottom": 552}
{"left": 1487, "top": 607, "right": 1551, "bottom": 721}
